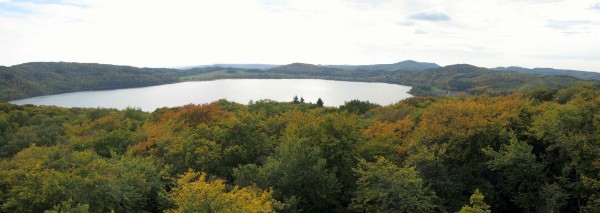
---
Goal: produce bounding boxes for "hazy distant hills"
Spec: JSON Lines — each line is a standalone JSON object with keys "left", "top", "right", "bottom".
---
{"left": 180, "top": 61, "right": 600, "bottom": 81}
{"left": 180, "top": 64, "right": 279, "bottom": 70}
{"left": 267, "top": 61, "right": 600, "bottom": 81}
{"left": 263, "top": 60, "right": 440, "bottom": 78}
{"left": 183, "top": 60, "right": 440, "bottom": 72}
{"left": 214, "top": 64, "right": 279, "bottom": 70}
{"left": 493, "top": 66, "right": 600, "bottom": 80}
{"left": 268, "top": 63, "right": 347, "bottom": 76}
{"left": 326, "top": 60, "right": 440, "bottom": 71}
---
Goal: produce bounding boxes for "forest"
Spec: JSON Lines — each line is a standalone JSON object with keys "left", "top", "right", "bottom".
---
{"left": 1, "top": 83, "right": 600, "bottom": 212}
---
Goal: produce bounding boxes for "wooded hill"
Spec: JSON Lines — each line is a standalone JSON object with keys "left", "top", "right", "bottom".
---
{"left": 493, "top": 66, "right": 600, "bottom": 80}
{"left": 389, "top": 64, "right": 594, "bottom": 96}
{"left": 1, "top": 84, "right": 600, "bottom": 212}
{"left": 0, "top": 62, "right": 179, "bottom": 101}
{"left": 173, "top": 62, "right": 599, "bottom": 97}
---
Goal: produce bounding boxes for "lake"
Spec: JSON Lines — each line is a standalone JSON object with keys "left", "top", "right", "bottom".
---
{"left": 10, "top": 79, "right": 412, "bottom": 111}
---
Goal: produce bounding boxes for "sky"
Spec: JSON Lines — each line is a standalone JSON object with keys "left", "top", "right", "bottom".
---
{"left": 1, "top": 0, "right": 599, "bottom": 71}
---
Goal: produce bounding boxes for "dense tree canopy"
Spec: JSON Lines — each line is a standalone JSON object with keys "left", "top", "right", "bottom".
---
{"left": 1, "top": 84, "right": 600, "bottom": 212}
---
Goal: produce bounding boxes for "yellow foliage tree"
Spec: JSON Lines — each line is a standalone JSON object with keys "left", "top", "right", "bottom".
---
{"left": 167, "top": 170, "right": 279, "bottom": 213}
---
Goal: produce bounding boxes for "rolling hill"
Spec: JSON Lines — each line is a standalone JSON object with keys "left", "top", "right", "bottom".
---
{"left": 268, "top": 63, "right": 347, "bottom": 76}
{"left": 390, "top": 64, "right": 595, "bottom": 96}
{"left": 0, "top": 62, "right": 178, "bottom": 101}
{"left": 326, "top": 60, "right": 440, "bottom": 71}
{"left": 493, "top": 66, "right": 600, "bottom": 80}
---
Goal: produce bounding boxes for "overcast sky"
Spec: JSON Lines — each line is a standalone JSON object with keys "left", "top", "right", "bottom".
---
{"left": 1, "top": 0, "right": 599, "bottom": 71}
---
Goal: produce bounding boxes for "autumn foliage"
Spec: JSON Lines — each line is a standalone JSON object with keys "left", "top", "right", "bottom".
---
{"left": 1, "top": 84, "right": 600, "bottom": 212}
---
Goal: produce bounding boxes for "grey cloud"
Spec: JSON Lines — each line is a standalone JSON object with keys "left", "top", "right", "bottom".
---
{"left": 409, "top": 12, "right": 450, "bottom": 22}
{"left": 591, "top": 3, "right": 600, "bottom": 10}
{"left": 546, "top": 20, "right": 591, "bottom": 30}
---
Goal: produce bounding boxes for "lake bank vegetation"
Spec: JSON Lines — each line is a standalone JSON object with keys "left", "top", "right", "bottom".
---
{"left": 1, "top": 84, "right": 600, "bottom": 212}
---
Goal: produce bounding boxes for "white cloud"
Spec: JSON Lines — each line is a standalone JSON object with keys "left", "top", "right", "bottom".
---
{"left": 409, "top": 12, "right": 451, "bottom": 22}
{"left": 0, "top": 0, "right": 599, "bottom": 71}
{"left": 546, "top": 20, "right": 592, "bottom": 29}
{"left": 505, "top": 0, "right": 564, "bottom": 3}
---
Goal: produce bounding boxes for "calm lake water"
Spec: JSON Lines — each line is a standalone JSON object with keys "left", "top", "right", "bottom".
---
{"left": 10, "top": 79, "right": 412, "bottom": 111}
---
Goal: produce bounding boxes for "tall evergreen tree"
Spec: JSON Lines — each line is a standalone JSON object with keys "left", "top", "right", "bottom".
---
{"left": 316, "top": 98, "right": 324, "bottom": 107}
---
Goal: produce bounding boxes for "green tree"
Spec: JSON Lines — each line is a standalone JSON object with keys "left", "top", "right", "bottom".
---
{"left": 340, "top": 99, "right": 380, "bottom": 115}
{"left": 273, "top": 111, "right": 362, "bottom": 206}
{"left": 234, "top": 137, "right": 341, "bottom": 212}
{"left": 483, "top": 137, "right": 547, "bottom": 211}
{"left": 218, "top": 110, "right": 273, "bottom": 178}
{"left": 316, "top": 98, "right": 324, "bottom": 107}
{"left": 530, "top": 92, "right": 600, "bottom": 211}
{"left": 457, "top": 189, "right": 491, "bottom": 213}
{"left": 86, "top": 129, "right": 141, "bottom": 157}
{"left": 350, "top": 157, "right": 437, "bottom": 212}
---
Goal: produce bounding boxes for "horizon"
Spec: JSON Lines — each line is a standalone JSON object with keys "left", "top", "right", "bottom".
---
{"left": 1, "top": 0, "right": 599, "bottom": 71}
{"left": 3, "top": 60, "right": 599, "bottom": 72}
